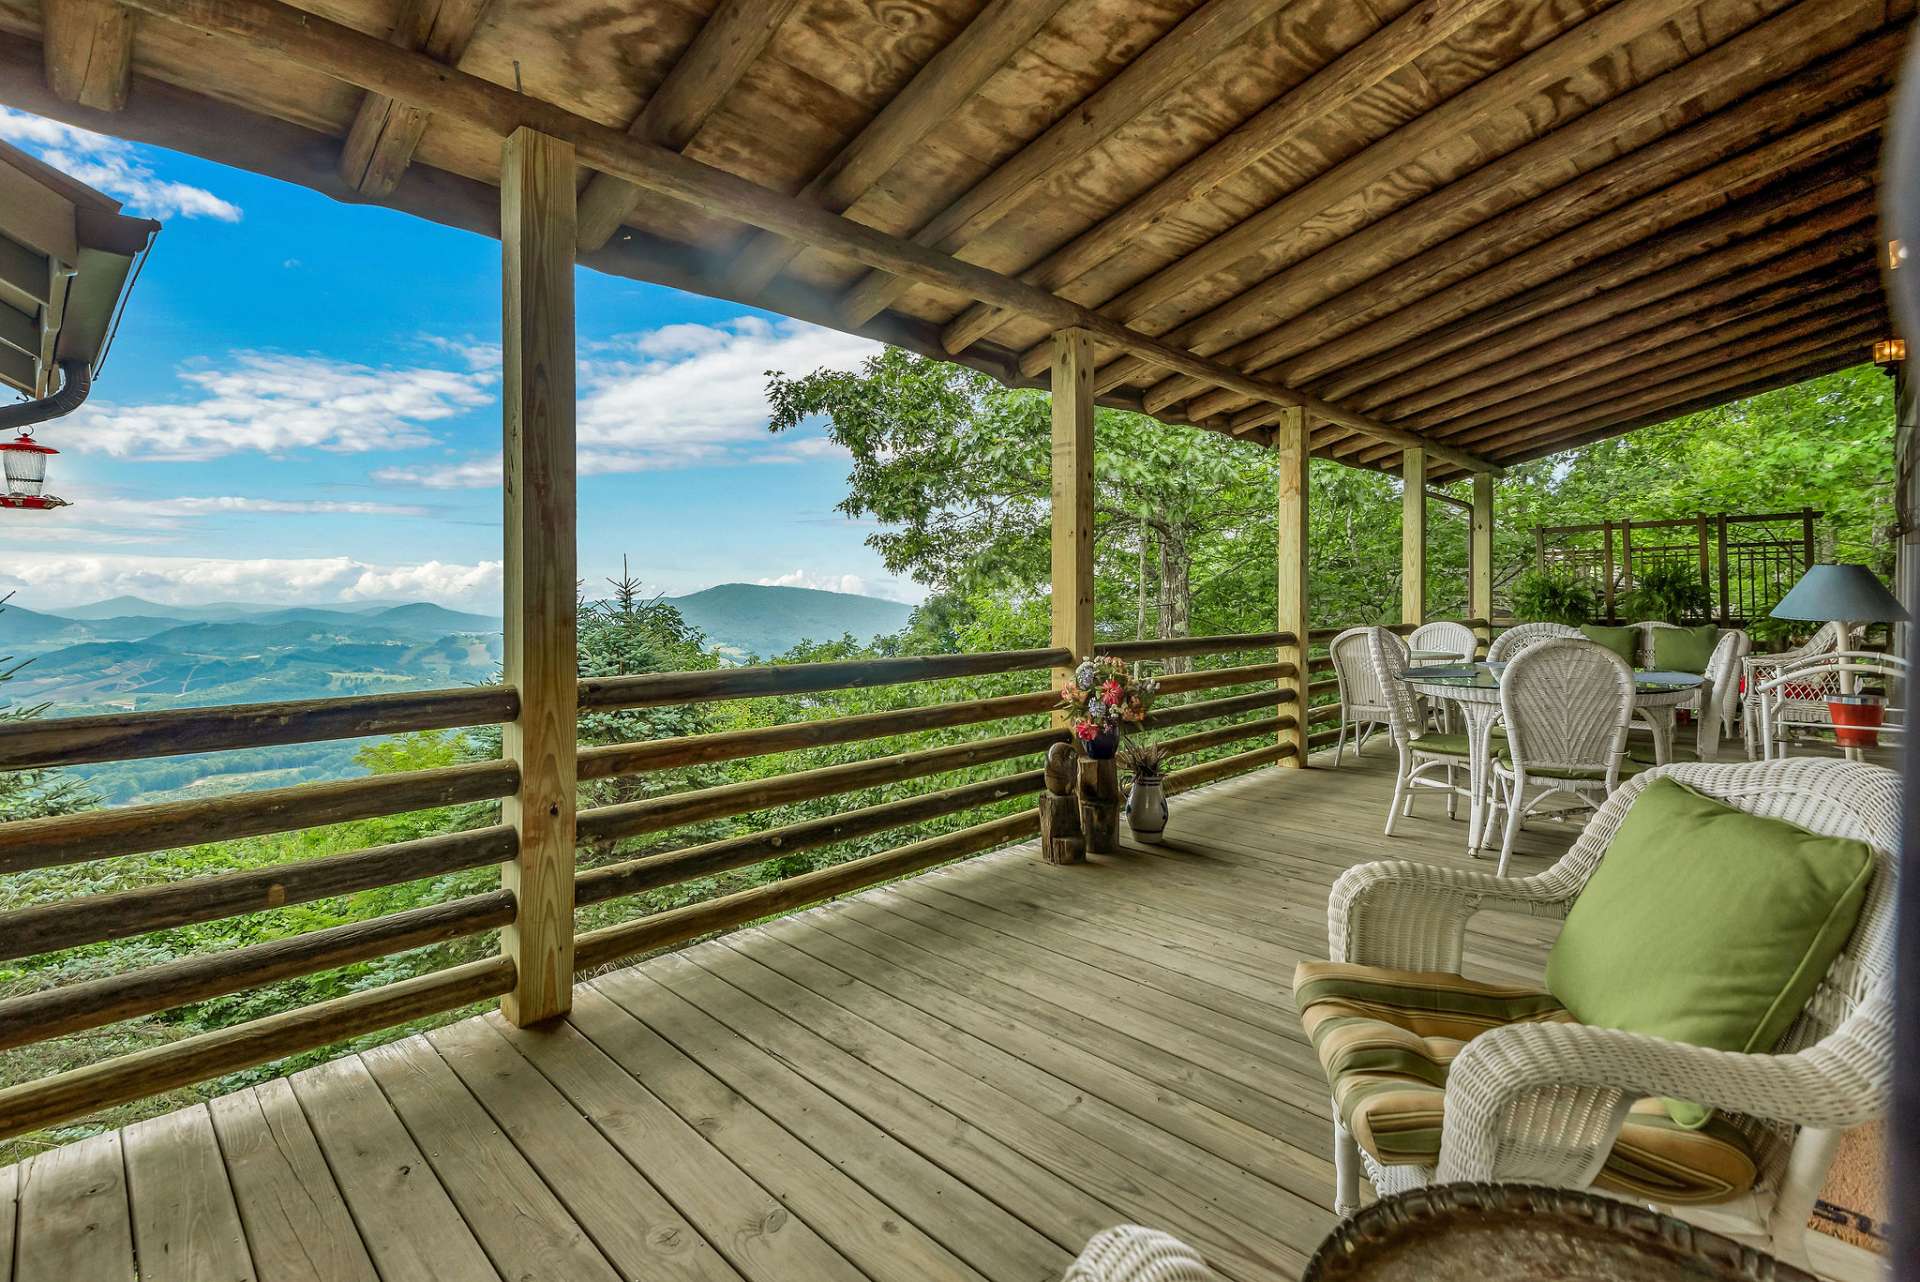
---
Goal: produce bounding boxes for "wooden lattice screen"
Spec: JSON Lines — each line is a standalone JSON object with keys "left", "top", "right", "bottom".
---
{"left": 1534, "top": 509, "right": 1820, "bottom": 623}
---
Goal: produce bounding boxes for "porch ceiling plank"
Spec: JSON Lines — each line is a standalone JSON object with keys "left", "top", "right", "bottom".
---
{"left": 936, "top": 0, "right": 1512, "bottom": 358}
{"left": 574, "top": 0, "right": 806, "bottom": 253}
{"left": 1308, "top": 221, "right": 1881, "bottom": 446}
{"left": 723, "top": 0, "right": 1072, "bottom": 297}
{"left": 1012, "top": 0, "right": 1711, "bottom": 384}
{"left": 108, "top": 0, "right": 1498, "bottom": 473}
{"left": 830, "top": 0, "right": 1291, "bottom": 329}
{"left": 42, "top": 0, "right": 135, "bottom": 112}
{"left": 1147, "top": 13, "right": 1904, "bottom": 416}
{"left": 336, "top": 0, "right": 494, "bottom": 198}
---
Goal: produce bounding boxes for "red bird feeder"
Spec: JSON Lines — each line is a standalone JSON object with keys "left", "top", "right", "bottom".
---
{"left": 0, "top": 431, "right": 66, "bottom": 510}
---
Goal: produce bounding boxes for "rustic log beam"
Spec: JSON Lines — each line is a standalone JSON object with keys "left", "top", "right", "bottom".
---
{"left": 1470, "top": 473, "right": 1493, "bottom": 643}
{"left": 1121, "top": 7, "right": 1900, "bottom": 409}
{"left": 725, "top": 0, "right": 1069, "bottom": 295}
{"left": 111, "top": 0, "right": 1498, "bottom": 472}
{"left": 42, "top": 0, "right": 134, "bottom": 110}
{"left": 832, "top": 0, "right": 1286, "bottom": 328}
{"left": 940, "top": 0, "right": 1508, "bottom": 358}
{"left": 1143, "top": 686, "right": 1296, "bottom": 731}
{"left": 1095, "top": 630, "right": 1289, "bottom": 660}
{"left": 1051, "top": 327, "right": 1096, "bottom": 705}
{"left": 0, "top": 957, "right": 516, "bottom": 1141}
{"left": 337, "top": 0, "right": 493, "bottom": 196}
{"left": 1402, "top": 447, "right": 1427, "bottom": 625}
{"left": 1013, "top": 0, "right": 1710, "bottom": 382}
{"left": 1275, "top": 406, "right": 1308, "bottom": 766}
{"left": 576, "top": 0, "right": 804, "bottom": 251}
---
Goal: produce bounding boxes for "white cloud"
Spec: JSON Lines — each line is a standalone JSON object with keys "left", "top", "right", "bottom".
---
{"left": 756, "top": 568, "right": 872, "bottom": 597}
{"left": 0, "top": 554, "right": 501, "bottom": 610}
{"left": 0, "top": 106, "right": 241, "bottom": 221}
{"left": 66, "top": 352, "right": 495, "bottom": 460}
{"left": 141, "top": 497, "right": 432, "bottom": 517}
{"left": 388, "top": 317, "right": 876, "bottom": 487}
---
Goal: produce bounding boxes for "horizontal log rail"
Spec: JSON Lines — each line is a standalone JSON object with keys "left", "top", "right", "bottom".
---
{"left": 577, "top": 769, "right": 1045, "bottom": 908}
{"left": 0, "top": 825, "right": 518, "bottom": 962}
{"left": 578, "top": 647, "right": 1069, "bottom": 711}
{"left": 1143, "top": 686, "right": 1296, "bottom": 732}
{"left": 1153, "top": 660, "right": 1290, "bottom": 695}
{"left": 1155, "top": 713, "right": 1294, "bottom": 759}
{"left": 0, "top": 761, "right": 520, "bottom": 875}
{"left": 0, "top": 955, "right": 517, "bottom": 1142}
{"left": 573, "top": 809, "right": 1040, "bottom": 971}
{"left": 0, "top": 685, "right": 519, "bottom": 772}
{"left": 1094, "top": 631, "right": 1289, "bottom": 660}
{"left": 1164, "top": 741, "right": 1297, "bottom": 794}
{"left": 0, "top": 891, "right": 515, "bottom": 1051}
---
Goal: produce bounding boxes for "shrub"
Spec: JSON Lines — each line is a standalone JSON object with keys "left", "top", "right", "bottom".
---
{"left": 1623, "top": 560, "right": 1712, "bottom": 625}
{"left": 1509, "top": 569, "right": 1600, "bottom": 626}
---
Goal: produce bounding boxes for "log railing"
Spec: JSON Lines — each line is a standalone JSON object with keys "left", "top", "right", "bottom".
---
{"left": 0, "top": 632, "right": 1302, "bottom": 1140}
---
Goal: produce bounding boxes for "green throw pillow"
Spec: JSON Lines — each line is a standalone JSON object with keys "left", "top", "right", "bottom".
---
{"left": 1546, "top": 777, "right": 1874, "bottom": 1127}
{"left": 1580, "top": 624, "right": 1637, "bottom": 665}
{"left": 1652, "top": 624, "right": 1719, "bottom": 674}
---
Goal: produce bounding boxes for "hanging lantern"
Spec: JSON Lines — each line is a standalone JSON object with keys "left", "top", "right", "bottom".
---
{"left": 0, "top": 431, "right": 67, "bottom": 510}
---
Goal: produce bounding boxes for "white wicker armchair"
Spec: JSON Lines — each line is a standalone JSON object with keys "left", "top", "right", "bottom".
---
{"left": 1329, "top": 626, "right": 1394, "bottom": 766}
{"left": 1064, "top": 1227, "right": 1214, "bottom": 1281}
{"left": 1756, "top": 652, "right": 1908, "bottom": 760}
{"left": 1485, "top": 622, "right": 1582, "bottom": 664}
{"left": 1741, "top": 621, "right": 1842, "bottom": 759}
{"left": 1410, "top": 620, "right": 1477, "bottom": 663}
{"left": 1322, "top": 757, "right": 1896, "bottom": 1268}
{"left": 1371, "top": 627, "right": 1472, "bottom": 833}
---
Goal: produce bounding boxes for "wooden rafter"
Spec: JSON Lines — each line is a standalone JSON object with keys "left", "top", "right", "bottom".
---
{"left": 575, "top": 0, "right": 805, "bottom": 252}
{"left": 936, "top": 0, "right": 1510, "bottom": 357}
{"left": 109, "top": 0, "right": 1500, "bottom": 474}
{"left": 832, "top": 0, "right": 1288, "bottom": 328}
{"left": 338, "top": 0, "right": 493, "bottom": 198}
{"left": 42, "top": 0, "right": 134, "bottom": 111}
{"left": 724, "top": 0, "right": 1071, "bottom": 296}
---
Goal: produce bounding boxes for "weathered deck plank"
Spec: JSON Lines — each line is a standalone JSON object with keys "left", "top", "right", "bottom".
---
{"left": 3, "top": 744, "right": 1574, "bottom": 1281}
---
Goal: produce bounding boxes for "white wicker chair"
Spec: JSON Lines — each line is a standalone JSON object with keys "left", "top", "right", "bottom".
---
{"left": 1322, "top": 757, "right": 1897, "bottom": 1269}
{"left": 1410, "top": 620, "right": 1477, "bottom": 663}
{"left": 1742, "top": 621, "right": 1843, "bottom": 759}
{"left": 1483, "top": 639, "right": 1635, "bottom": 876}
{"left": 1622, "top": 628, "right": 1749, "bottom": 763}
{"left": 1329, "top": 626, "right": 1394, "bottom": 766}
{"left": 1064, "top": 1227, "right": 1214, "bottom": 1281}
{"left": 1485, "top": 622, "right": 1582, "bottom": 665}
{"left": 1370, "top": 627, "right": 1472, "bottom": 834}
{"left": 1756, "top": 652, "right": 1908, "bottom": 760}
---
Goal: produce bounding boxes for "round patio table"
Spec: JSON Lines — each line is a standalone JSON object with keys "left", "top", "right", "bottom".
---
{"left": 1402, "top": 662, "right": 1703, "bottom": 853}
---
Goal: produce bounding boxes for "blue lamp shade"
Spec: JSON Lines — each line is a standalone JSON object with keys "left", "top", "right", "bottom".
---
{"left": 1770, "top": 563, "right": 1909, "bottom": 624}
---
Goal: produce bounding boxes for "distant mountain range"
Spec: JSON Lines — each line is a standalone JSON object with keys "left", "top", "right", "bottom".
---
{"left": 663, "top": 584, "right": 913, "bottom": 660}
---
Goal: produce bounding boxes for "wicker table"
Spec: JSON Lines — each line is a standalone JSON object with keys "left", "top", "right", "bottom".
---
{"left": 1403, "top": 662, "right": 1703, "bottom": 853}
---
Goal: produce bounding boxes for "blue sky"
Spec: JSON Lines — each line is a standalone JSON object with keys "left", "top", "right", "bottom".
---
{"left": 0, "top": 106, "right": 909, "bottom": 613}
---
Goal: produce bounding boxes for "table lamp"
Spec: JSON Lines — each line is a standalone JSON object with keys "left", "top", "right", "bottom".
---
{"left": 1770, "top": 563, "right": 1909, "bottom": 649}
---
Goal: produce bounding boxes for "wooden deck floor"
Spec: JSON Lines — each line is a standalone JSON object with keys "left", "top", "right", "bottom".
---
{"left": 1, "top": 743, "right": 1582, "bottom": 1282}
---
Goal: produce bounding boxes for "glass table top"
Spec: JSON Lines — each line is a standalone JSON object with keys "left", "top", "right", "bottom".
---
{"left": 1403, "top": 662, "right": 1704, "bottom": 693}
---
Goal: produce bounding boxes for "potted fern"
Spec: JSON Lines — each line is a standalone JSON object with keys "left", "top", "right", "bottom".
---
{"left": 1509, "top": 568, "right": 1599, "bottom": 626}
{"left": 1118, "top": 740, "right": 1171, "bottom": 842}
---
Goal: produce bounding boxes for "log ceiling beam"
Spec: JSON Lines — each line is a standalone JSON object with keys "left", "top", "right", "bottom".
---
{"left": 575, "top": 0, "right": 805, "bottom": 252}
{"left": 109, "top": 0, "right": 1498, "bottom": 473}
{"left": 1013, "top": 0, "right": 1709, "bottom": 383}
{"left": 724, "top": 0, "right": 1071, "bottom": 297}
{"left": 1143, "top": 18, "right": 1902, "bottom": 414}
{"left": 338, "top": 0, "right": 493, "bottom": 198}
{"left": 938, "top": 0, "right": 1510, "bottom": 358}
{"left": 831, "top": 0, "right": 1287, "bottom": 329}
{"left": 42, "top": 0, "right": 135, "bottom": 111}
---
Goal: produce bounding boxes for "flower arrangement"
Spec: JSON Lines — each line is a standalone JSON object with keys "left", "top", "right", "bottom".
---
{"left": 1059, "top": 655, "right": 1157, "bottom": 756}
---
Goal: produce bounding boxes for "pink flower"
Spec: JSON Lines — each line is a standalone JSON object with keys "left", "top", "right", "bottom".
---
{"left": 1074, "top": 721, "right": 1097, "bottom": 740}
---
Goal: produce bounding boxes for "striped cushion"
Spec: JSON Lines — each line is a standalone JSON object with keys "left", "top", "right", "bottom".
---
{"left": 1294, "top": 961, "right": 1758, "bottom": 1205}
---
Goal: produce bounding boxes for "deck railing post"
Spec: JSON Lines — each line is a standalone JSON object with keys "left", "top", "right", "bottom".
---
{"left": 499, "top": 126, "right": 578, "bottom": 1026}
{"left": 1401, "top": 446, "right": 1426, "bottom": 626}
{"left": 1049, "top": 328, "right": 1095, "bottom": 717}
{"left": 1274, "top": 408, "right": 1309, "bottom": 764}
{"left": 1470, "top": 471, "right": 1493, "bottom": 654}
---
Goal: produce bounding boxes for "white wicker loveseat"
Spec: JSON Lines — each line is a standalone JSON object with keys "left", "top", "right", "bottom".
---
{"left": 1307, "top": 757, "right": 1895, "bottom": 1269}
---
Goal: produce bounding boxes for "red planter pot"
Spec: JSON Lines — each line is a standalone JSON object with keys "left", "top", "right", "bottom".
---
{"left": 1827, "top": 697, "right": 1885, "bottom": 749}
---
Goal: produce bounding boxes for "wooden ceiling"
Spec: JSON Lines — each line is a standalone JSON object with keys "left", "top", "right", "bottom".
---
{"left": 0, "top": 0, "right": 1904, "bottom": 478}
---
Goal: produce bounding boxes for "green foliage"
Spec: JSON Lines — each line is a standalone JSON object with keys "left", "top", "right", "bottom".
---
{"left": 1509, "top": 568, "right": 1600, "bottom": 626}
{"left": 1622, "top": 560, "right": 1713, "bottom": 625}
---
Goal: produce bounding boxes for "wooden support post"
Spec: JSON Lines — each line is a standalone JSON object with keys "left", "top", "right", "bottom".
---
{"left": 1622, "top": 519, "right": 1635, "bottom": 594}
{"left": 499, "top": 127, "right": 577, "bottom": 1026}
{"left": 1602, "top": 521, "right": 1616, "bottom": 621}
{"left": 1274, "top": 407, "right": 1308, "bottom": 764}
{"left": 1716, "top": 513, "right": 1731, "bottom": 623}
{"left": 1470, "top": 471, "right": 1493, "bottom": 653}
{"left": 1050, "top": 328, "right": 1095, "bottom": 713}
{"left": 43, "top": 0, "right": 135, "bottom": 111}
{"left": 1402, "top": 446, "right": 1427, "bottom": 626}
{"left": 1801, "top": 506, "right": 1817, "bottom": 570}
{"left": 1696, "top": 513, "right": 1711, "bottom": 617}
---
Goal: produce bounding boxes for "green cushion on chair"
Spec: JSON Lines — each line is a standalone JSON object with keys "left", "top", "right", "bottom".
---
{"left": 1581, "top": 624, "right": 1637, "bottom": 665}
{"left": 1546, "top": 777, "right": 1874, "bottom": 1125}
{"left": 1408, "top": 733, "right": 1473, "bottom": 757}
{"left": 1653, "top": 624, "right": 1719, "bottom": 674}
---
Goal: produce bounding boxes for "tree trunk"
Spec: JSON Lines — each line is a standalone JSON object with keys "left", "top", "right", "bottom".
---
{"left": 1154, "top": 521, "right": 1193, "bottom": 674}
{"left": 1136, "top": 525, "right": 1150, "bottom": 640}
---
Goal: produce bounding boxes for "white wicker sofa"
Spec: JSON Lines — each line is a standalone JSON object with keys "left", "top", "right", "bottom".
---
{"left": 1301, "top": 757, "right": 1895, "bottom": 1269}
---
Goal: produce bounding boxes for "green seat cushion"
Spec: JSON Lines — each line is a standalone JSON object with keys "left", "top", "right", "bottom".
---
{"left": 1653, "top": 624, "right": 1719, "bottom": 674}
{"left": 1627, "top": 741, "right": 1700, "bottom": 766}
{"left": 1546, "top": 777, "right": 1874, "bottom": 1125}
{"left": 1294, "top": 960, "right": 1759, "bottom": 1203}
{"left": 1408, "top": 733, "right": 1473, "bottom": 757}
{"left": 1581, "top": 624, "right": 1637, "bottom": 665}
